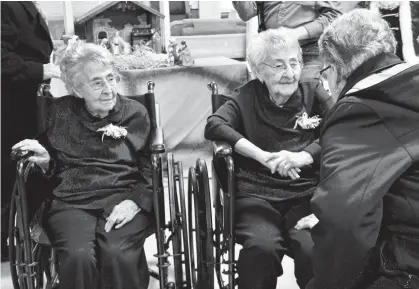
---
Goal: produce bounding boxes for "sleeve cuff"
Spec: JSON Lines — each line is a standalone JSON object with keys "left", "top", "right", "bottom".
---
{"left": 302, "top": 22, "right": 323, "bottom": 39}
{"left": 225, "top": 131, "right": 244, "bottom": 147}
{"left": 128, "top": 185, "right": 153, "bottom": 212}
{"left": 303, "top": 140, "right": 321, "bottom": 163}
{"left": 26, "top": 61, "right": 44, "bottom": 83}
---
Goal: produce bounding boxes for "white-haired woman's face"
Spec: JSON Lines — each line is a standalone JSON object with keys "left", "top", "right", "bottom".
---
{"left": 75, "top": 62, "right": 118, "bottom": 117}
{"left": 261, "top": 48, "right": 302, "bottom": 98}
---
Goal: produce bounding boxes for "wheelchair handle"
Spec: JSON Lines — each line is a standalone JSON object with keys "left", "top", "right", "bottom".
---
{"left": 207, "top": 81, "right": 218, "bottom": 95}
{"left": 38, "top": 83, "right": 51, "bottom": 97}
{"left": 147, "top": 81, "right": 155, "bottom": 93}
{"left": 10, "top": 150, "right": 35, "bottom": 162}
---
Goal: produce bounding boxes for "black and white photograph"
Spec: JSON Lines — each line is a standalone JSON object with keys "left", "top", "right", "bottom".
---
{"left": 1, "top": 1, "right": 419, "bottom": 289}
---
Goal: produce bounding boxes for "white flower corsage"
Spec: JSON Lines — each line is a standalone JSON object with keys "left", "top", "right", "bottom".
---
{"left": 293, "top": 113, "right": 321, "bottom": 130}
{"left": 97, "top": 124, "right": 128, "bottom": 142}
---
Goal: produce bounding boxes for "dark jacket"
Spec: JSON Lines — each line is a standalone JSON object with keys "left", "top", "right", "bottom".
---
{"left": 205, "top": 78, "right": 334, "bottom": 202}
{"left": 308, "top": 53, "right": 419, "bottom": 289}
{"left": 1, "top": 1, "right": 53, "bottom": 142}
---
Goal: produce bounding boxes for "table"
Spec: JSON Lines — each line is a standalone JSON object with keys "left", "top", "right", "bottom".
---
{"left": 117, "top": 57, "right": 248, "bottom": 169}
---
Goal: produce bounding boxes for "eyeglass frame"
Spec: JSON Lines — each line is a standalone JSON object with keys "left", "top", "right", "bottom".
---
{"left": 87, "top": 75, "right": 121, "bottom": 91}
{"left": 319, "top": 65, "right": 331, "bottom": 81}
{"left": 262, "top": 60, "right": 302, "bottom": 73}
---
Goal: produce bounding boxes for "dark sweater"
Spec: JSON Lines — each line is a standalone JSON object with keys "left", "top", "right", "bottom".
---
{"left": 43, "top": 94, "right": 153, "bottom": 212}
{"left": 205, "top": 79, "right": 334, "bottom": 202}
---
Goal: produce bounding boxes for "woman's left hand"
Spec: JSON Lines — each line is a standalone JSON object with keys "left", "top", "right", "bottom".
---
{"left": 294, "top": 214, "right": 319, "bottom": 230}
{"left": 105, "top": 200, "right": 141, "bottom": 232}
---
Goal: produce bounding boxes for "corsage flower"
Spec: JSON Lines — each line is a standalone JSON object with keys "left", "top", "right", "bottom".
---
{"left": 293, "top": 113, "right": 321, "bottom": 130}
{"left": 97, "top": 124, "right": 128, "bottom": 142}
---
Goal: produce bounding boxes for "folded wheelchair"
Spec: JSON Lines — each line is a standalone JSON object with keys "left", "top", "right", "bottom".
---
{"left": 8, "top": 82, "right": 192, "bottom": 289}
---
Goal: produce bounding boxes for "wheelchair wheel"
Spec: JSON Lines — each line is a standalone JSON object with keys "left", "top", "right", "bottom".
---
{"left": 9, "top": 161, "right": 39, "bottom": 289}
{"left": 9, "top": 160, "right": 59, "bottom": 289}
{"left": 187, "top": 159, "right": 214, "bottom": 289}
{"left": 212, "top": 156, "right": 236, "bottom": 289}
{"left": 167, "top": 153, "right": 192, "bottom": 289}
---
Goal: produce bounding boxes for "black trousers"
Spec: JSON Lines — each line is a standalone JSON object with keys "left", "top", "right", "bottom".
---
{"left": 44, "top": 202, "right": 154, "bottom": 289}
{"left": 235, "top": 196, "right": 314, "bottom": 289}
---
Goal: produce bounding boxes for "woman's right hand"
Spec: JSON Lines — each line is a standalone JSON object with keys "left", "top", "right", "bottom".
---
{"left": 12, "top": 139, "right": 50, "bottom": 172}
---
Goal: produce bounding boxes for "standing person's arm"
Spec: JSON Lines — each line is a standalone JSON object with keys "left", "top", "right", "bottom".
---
{"left": 400, "top": 1, "right": 419, "bottom": 64}
{"left": 306, "top": 102, "right": 412, "bottom": 289}
{"left": 1, "top": 3, "right": 60, "bottom": 82}
{"left": 232, "top": 1, "right": 257, "bottom": 22}
{"left": 291, "top": 1, "right": 341, "bottom": 41}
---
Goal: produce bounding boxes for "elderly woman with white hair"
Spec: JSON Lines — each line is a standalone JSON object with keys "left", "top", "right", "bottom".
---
{"left": 307, "top": 9, "right": 419, "bottom": 289}
{"left": 205, "top": 29, "right": 334, "bottom": 289}
{"left": 12, "top": 43, "right": 154, "bottom": 289}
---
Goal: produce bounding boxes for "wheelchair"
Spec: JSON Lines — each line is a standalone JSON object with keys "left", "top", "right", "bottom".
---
{"left": 8, "top": 81, "right": 192, "bottom": 289}
{"left": 188, "top": 82, "right": 297, "bottom": 289}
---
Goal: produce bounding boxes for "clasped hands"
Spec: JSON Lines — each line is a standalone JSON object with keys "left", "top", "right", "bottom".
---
{"left": 258, "top": 150, "right": 314, "bottom": 180}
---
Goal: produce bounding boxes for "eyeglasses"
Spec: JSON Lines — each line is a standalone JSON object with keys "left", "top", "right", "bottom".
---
{"left": 319, "top": 65, "right": 331, "bottom": 82}
{"left": 88, "top": 75, "right": 121, "bottom": 91}
{"left": 263, "top": 62, "right": 301, "bottom": 73}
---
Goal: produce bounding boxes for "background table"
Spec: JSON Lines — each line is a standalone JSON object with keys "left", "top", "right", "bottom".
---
{"left": 117, "top": 57, "right": 248, "bottom": 170}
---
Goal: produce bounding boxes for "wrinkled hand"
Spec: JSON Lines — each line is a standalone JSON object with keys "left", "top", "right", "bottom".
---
{"left": 259, "top": 151, "right": 301, "bottom": 180}
{"left": 294, "top": 214, "right": 319, "bottom": 230}
{"left": 105, "top": 200, "right": 141, "bottom": 232}
{"left": 267, "top": 150, "right": 314, "bottom": 178}
{"left": 43, "top": 63, "right": 61, "bottom": 80}
{"left": 12, "top": 139, "right": 50, "bottom": 172}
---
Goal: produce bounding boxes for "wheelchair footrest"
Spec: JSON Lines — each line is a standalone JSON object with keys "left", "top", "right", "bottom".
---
{"left": 153, "top": 252, "right": 170, "bottom": 258}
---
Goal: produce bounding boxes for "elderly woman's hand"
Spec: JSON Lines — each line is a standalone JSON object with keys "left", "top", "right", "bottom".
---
{"left": 105, "top": 200, "right": 141, "bottom": 232}
{"left": 268, "top": 150, "right": 314, "bottom": 178}
{"left": 294, "top": 214, "right": 319, "bottom": 230}
{"left": 261, "top": 152, "right": 301, "bottom": 179}
{"left": 12, "top": 139, "right": 51, "bottom": 172}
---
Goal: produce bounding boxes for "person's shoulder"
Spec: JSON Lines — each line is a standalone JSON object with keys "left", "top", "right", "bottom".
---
{"left": 47, "top": 95, "right": 74, "bottom": 110}
{"left": 231, "top": 79, "right": 259, "bottom": 101}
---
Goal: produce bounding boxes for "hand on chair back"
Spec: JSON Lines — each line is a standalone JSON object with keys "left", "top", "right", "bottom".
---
{"left": 12, "top": 139, "right": 51, "bottom": 172}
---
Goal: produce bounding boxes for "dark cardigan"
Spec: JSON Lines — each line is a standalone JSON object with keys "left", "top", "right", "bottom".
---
{"left": 205, "top": 78, "right": 334, "bottom": 202}
{"left": 43, "top": 94, "right": 153, "bottom": 212}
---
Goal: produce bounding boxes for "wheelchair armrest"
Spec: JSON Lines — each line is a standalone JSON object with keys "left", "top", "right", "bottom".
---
{"left": 150, "top": 127, "right": 165, "bottom": 154}
{"left": 212, "top": 141, "right": 233, "bottom": 157}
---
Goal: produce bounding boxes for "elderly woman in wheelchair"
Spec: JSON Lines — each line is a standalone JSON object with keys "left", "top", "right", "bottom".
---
{"left": 204, "top": 29, "right": 334, "bottom": 289}
{"left": 11, "top": 43, "right": 155, "bottom": 289}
